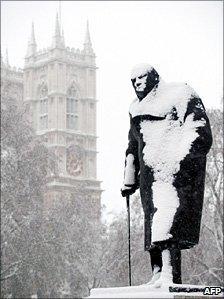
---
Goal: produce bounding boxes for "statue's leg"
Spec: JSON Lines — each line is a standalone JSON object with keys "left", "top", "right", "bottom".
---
{"left": 153, "top": 245, "right": 182, "bottom": 287}
{"left": 170, "top": 247, "right": 182, "bottom": 284}
{"left": 149, "top": 245, "right": 162, "bottom": 271}
{"left": 153, "top": 249, "right": 172, "bottom": 287}
{"left": 146, "top": 245, "right": 162, "bottom": 284}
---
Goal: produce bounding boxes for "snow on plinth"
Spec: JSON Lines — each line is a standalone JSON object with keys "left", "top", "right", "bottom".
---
{"left": 88, "top": 284, "right": 223, "bottom": 298}
{"left": 89, "top": 284, "right": 171, "bottom": 298}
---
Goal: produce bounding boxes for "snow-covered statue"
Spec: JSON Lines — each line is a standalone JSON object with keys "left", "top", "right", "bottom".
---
{"left": 121, "top": 64, "right": 213, "bottom": 287}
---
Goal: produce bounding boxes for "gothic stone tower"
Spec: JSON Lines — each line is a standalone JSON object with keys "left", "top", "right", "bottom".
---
{"left": 23, "top": 16, "right": 101, "bottom": 216}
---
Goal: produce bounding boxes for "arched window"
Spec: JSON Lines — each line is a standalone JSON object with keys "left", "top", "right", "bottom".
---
{"left": 66, "top": 84, "right": 78, "bottom": 130}
{"left": 39, "top": 82, "right": 48, "bottom": 130}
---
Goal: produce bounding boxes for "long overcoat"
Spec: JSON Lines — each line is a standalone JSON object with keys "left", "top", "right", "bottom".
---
{"left": 124, "top": 81, "right": 212, "bottom": 250}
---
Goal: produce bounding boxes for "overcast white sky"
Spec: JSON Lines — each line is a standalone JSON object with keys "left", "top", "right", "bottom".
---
{"left": 1, "top": 1, "right": 223, "bottom": 222}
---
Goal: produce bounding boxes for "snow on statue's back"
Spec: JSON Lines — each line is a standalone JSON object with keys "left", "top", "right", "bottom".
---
{"left": 138, "top": 80, "right": 206, "bottom": 243}
{"left": 128, "top": 75, "right": 209, "bottom": 246}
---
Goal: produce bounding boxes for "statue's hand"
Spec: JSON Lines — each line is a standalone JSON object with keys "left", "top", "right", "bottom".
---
{"left": 184, "top": 113, "right": 206, "bottom": 130}
{"left": 121, "top": 184, "right": 137, "bottom": 197}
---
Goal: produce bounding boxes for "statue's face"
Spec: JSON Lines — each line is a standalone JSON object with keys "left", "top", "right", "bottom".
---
{"left": 131, "top": 68, "right": 160, "bottom": 101}
{"left": 131, "top": 72, "right": 148, "bottom": 100}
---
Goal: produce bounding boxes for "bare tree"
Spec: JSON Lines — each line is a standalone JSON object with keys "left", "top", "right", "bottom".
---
{"left": 99, "top": 195, "right": 150, "bottom": 288}
{"left": 1, "top": 95, "right": 55, "bottom": 297}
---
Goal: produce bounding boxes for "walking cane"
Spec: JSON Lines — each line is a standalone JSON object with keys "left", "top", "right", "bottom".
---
{"left": 126, "top": 195, "right": 132, "bottom": 286}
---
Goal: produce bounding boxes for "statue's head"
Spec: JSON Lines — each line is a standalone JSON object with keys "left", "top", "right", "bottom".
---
{"left": 131, "top": 64, "right": 160, "bottom": 100}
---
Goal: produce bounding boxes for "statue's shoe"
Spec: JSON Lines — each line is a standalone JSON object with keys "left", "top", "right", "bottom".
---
{"left": 146, "top": 271, "right": 161, "bottom": 285}
{"left": 141, "top": 266, "right": 161, "bottom": 286}
{"left": 153, "top": 272, "right": 173, "bottom": 288}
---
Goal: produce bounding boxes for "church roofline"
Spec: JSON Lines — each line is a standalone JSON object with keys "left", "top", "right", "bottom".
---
{"left": 1, "top": 64, "right": 23, "bottom": 73}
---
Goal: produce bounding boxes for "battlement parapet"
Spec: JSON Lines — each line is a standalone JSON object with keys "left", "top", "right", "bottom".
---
{"left": 24, "top": 46, "right": 96, "bottom": 67}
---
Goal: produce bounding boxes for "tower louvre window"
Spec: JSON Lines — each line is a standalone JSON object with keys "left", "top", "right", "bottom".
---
{"left": 66, "top": 98, "right": 78, "bottom": 129}
{"left": 39, "top": 98, "right": 48, "bottom": 130}
{"left": 39, "top": 83, "right": 48, "bottom": 130}
{"left": 66, "top": 85, "right": 78, "bottom": 130}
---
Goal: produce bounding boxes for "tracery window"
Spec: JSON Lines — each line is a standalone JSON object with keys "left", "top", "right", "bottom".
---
{"left": 66, "top": 84, "right": 78, "bottom": 130}
{"left": 39, "top": 83, "right": 48, "bottom": 130}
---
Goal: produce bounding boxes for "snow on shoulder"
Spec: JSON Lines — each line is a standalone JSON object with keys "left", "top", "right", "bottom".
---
{"left": 130, "top": 63, "right": 153, "bottom": 79}
{"left": 129, "top": 80, "right": 198, "bottom": 120}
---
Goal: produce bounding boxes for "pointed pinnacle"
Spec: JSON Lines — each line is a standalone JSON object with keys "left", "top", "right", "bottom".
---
{"left": 84, "top": 20, "right": 92, "bottom": 45}
{"left": 62, "top": 27, "right": 65, "bottom": 45}
{"left": 55, "top": 12, "right": 61, "bottom": 36}
{"left": 5, "top": 48, "right": 9, "bottom": 66}
{"left": 26, "top": 22, "right": 37, "bottom": 56}
{"left": 30, "top": 22, "right": 36, "bottom": 44}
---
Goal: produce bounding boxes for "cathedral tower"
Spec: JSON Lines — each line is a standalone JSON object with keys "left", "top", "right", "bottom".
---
{"left": 23, "top": 16, "right": 101, "bottom": 216}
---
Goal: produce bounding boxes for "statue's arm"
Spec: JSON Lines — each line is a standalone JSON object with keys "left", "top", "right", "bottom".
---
{"left": 122, "top": 115, "right": 140, "bottom": 193}
{"left": 184, "top": 97, "right": 213, "bottom": 158}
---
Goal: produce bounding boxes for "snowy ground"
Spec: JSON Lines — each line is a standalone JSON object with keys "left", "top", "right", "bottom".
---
{"left": 88, "top": 284, "right": 223, "bottom": 298}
